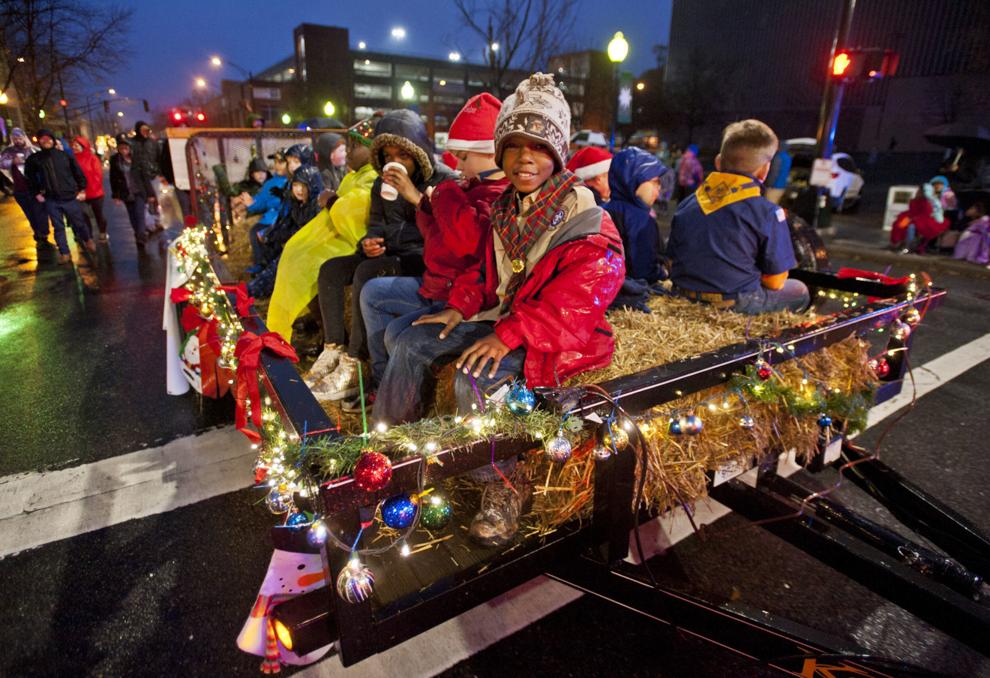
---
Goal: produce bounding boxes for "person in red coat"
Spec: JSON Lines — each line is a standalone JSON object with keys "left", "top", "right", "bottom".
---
{"left": 889, "top": 181, "right": 950, "bottom": 253}
{"left": 366, "top": 93, "right": 508, "bottom": 419}
{"left": 71, "top": 136, "right": 108, "bottom": 241}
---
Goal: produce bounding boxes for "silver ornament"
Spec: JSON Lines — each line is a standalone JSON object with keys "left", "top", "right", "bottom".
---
{"left": 890, "top": 320, "right": 911, "bottom": 342}
{"left": 336, "top": 559, "right": 375, "bottom": 604}
{"left": 545, "top": 432, "right": 573, "bottom": 463}
{"left": 592, "top": 445, "right": 612, "bottom": 460}
{"left": 738, "top": 415, "right": 756, "bottom": 430}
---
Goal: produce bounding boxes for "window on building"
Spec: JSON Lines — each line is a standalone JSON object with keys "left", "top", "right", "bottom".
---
{"left": 354, "top": 82, "right": 392, "bottom": 100}
{"left": 297, "top": 35, "right": 306, "bottom": 81}
{"left": 355, "top": 106, "right": 377, "bottom": 119}
{"left": 395, "top": 63, "right": 430, "bottom": 82}
{"left": 571, "top": 102, "right": 584, "bottom": 117}
{"left": 354, "top": 59, "right": 391, "bottom": 77}
{"left": 467, "top": 71, "right": 487, "bottom": 87}
{"left": 433, "top": 76, "right": 466, "bottom": 94}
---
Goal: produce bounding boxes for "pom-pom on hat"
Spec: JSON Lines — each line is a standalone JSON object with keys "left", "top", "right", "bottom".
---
{"left": 566, "top": 146, "right": 613, "bottom": 180}
{"left": 494, "top": 73, "right": 571, "bottom": 170}
{"left": 347, "top": 118, "right": 376, "bottom": 147}
{"left": 447, "top": 93, "right": 502, "bottom": 154}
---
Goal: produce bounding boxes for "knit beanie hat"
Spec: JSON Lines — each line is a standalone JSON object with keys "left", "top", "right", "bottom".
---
{"left": 447, "top": 93, "right": 501, "bottom": 154}
{"left": 566, "top": 146, "right": 612, "bottom": 180}
{"left": 36, "top": 128, "right": 55, "bottom": 141}
{"left": 348, "top": 118, "right": 376, "bottom": 147}
{"left": 494, "top": 73, "right": 571, "bottom": 170}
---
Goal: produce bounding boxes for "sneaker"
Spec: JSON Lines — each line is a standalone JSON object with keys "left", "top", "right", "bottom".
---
{"left": 304, "top": 344, "right": 345, "bottom": 387}
{"left": 469, "top": 473, "right": 533, "bottom": 547}
{"left": 341, "top": 391, "right": 375, "bottom": 414}
{"left": 310, "top": 355, "right": 359, "bottom": 401}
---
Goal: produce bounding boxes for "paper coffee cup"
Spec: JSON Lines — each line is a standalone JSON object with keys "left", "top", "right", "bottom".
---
{"left": 380, "top": 161, "right": 407, "bottom": 201}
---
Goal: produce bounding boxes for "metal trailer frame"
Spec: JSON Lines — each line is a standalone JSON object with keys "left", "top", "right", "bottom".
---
{"left": 223, "top": 258, "right": 986, "bottom": 675}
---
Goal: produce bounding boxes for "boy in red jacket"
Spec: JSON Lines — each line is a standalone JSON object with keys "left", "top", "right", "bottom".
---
{"left": 71, "top": 137, "right": 108, "bottom": 241}
{"left": 367, "top": 93, "right": 508, "bottom": 419}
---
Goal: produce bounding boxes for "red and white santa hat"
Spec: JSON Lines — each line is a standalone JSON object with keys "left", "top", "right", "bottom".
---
{"left": 446, "top": 93, "right": 502, "bottom": 154}
{"left": 567, "top": 146, "right": 613, "bottom": 180}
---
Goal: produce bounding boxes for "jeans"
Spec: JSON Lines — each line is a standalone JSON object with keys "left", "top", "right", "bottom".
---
{"left": 84, "top": 197, "right": 108, "bottom": 233}
{"left": 734, "top": 278, "right": 810, "bottom": 315}
{"left": 14, "top": 192, "right": 50, "bottom": 243}
{"left": 44, "top": 198, "right": 91, "bottom": 254}
{"left": 124, "top": 197, "right": 148, "bottom": 243}
{"left": 360, "top": 276, "right": 444, "bottom": 386}
{"left": 317, "top": 253, "right": 424, "bottom": 358}
{"left": 371, "top": 320, "right": 496, "bottom": 425}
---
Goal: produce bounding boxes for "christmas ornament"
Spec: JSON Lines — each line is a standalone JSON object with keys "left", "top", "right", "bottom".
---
{"left": 738, "top": 415, "right": 756, "bottom": 430}
{"left": 307, "top": 519, "right": 328, "bottom": 547}
{"left": 285, "top": 511, "right": 310, "bottom": 528}
{"left": 266, "top": 489, "right": 292, "bottom": 514}
{"left": 869, "top": 357, "right": 891, "bottom": 379}
{"left": 505, "top": 383, "right": 537, "bottom": 416}
{"left": 419, "top": 493, "right": 452, "bottom": 530}
{"left": 353, "top": 451, "right": 393, "bottom": 492}
{"left": 253, "top": 462, "right": 269, "bottom": 485}
{"left": 755, "top": 360, "right": 773, "bottom": 381}
{"left": 890, "top": 320, "right": 911, "bottom": 342}
{"left": 381, "top": 494, "right": 417, "bottom": 529}
{"left": 602, "top": 422, "right": 629, "bottom": 450}
{"left": 668, "top": 417, "right": 684, "bottom": 435}
{"left": 545, "top": 430, "right": 573, "bottom": 463}
{"left": 817, "top": 413, "right": 833, "bottom": 429}
{"left": 683, "top": 414, "right": 703, "bottom": 435}
{"left": 902, "top": 308, "right": 921, "bottom": 327}
{"left": 592, "top": 445, "right": 612, "bottom": 460}
{"left": 336, "top": 558, "right": 375, "bottom": 604}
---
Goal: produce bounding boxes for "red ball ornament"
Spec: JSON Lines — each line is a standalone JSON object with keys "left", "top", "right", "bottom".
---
{"left": 755, "top": 360, "right": 773, "bottom": 381}
{"left": 870, "top": 357, "right": 891, "bottom": 379}
{"left": 353, "top": 451, "right": 393, "bottom": 492}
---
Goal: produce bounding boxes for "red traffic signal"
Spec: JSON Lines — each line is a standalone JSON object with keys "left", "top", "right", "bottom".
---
{"left": 59, "top": 98, "right": 68, "bottom": 107}
{"left": 830, "top": 48, "right": 899, "bottom": 81}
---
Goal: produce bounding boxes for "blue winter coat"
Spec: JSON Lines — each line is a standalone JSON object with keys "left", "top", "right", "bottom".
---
{"left": 604, "top": 148, "right": 669, "bottom": 283}
{"left": 248, "top": 174, "right": 289, "bottom": 226}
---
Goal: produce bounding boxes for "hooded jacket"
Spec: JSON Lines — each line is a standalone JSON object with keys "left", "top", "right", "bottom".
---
{"left": 73, "top": 136, "right": 105, "bottom": 199}
{"left": 236, "top": 157, "right": 271, "bottom": 196}
{"left": 315, "top": 132, "right": 347, "bottom": 192}
{"left": 247, "top": 173, "right": 289, "bottom": 226}
{"left": 268, "top": 165, "right": 323, "bottom": 250}
{"left": 0, "top": 133, "right": 38, "bottom": 192}
{"left": 131, "top": 120, "right": 161, "bottom": 181}
{"left": 109, "top": 143, "right": 154, "bottom": 202}
{"left": 24, "top": 132, "right": 87, "bottom": 201}
{"left": 604, "top": 148, "right": 668, "bottom": 283}
{"left": 366, "top": 109, "right": 453, "bottom": 257}
{"left": 284, "top": 143, "right": 314, "bottom": 167}
{"left": 415, "top": 175, "right": 510, "bottom": 312}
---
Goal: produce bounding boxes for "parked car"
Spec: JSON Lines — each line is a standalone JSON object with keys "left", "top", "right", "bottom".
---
{"left": 570, "top": 130, "right": 608, "bottom": 149}
{"left": 785, "top": 137, "right": 865, "bottom": 212}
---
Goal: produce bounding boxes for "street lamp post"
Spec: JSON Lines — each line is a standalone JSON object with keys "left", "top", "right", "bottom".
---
{"left": 210, "top": 55, "right": 254, "bottom": 125}
{"left": 607, "top": 31, "right": 629, "bottom": 152}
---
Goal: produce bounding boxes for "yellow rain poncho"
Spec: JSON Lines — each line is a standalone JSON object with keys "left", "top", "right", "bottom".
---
{"left": 267, "top": 163, "right": 377, "bottom": 340}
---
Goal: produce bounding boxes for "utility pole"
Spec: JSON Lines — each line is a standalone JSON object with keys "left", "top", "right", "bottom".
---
{"left": 812, "top": 0, "right": 857, "bottom": 231}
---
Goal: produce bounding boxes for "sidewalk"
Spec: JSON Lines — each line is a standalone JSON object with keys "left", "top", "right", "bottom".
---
{"left": 825, "top": 211, "right": 990, "bottom": 280}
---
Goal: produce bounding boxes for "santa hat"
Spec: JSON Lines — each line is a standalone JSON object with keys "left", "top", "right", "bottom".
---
{"left": 567, "top": 147, "right": 613, "bottom": 180}
{"left": 494, "top": 73, "right": 571, "bottom": 169}
{"left": 447, "top": 93, "right": 501, "bottom": 154}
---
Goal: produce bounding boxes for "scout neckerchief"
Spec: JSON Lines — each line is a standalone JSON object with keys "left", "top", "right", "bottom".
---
{"left": 491, "top": 169, "right": 580, "bottom": 312}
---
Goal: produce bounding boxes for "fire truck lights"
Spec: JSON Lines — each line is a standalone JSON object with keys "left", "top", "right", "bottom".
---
{"left": 172, "top": 111, "right": 184, "bottom": 122}
{"left": 195, "top": 112, "right": 206, "bottom": 122}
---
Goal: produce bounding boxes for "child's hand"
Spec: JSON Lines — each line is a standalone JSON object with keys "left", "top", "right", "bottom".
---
{"left": 456, "top": 333, "right": 510, "bottom": 379}
{"left": 383, "top": 167, "right": 422, "bottom": 205}
{"left": 317, "top": 188, "right": 336, "bottom": 208}
{"left": 362, "top": 237, "right": 386, "bottom": 257}
{"left": 412, "top": 308, "right": 463, "bottom": 339}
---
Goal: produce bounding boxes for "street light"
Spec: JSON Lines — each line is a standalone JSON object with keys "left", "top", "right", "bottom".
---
{"left": 38, "top": 109, "right": 45, "bottom": 119}
{"left": 636, "top": 82, "right": 645, "bottom": 91}
{"left": 210, "top": 56, "right": 223, "bottom": 67}
{"left": 358, "top": 41, "right": 366, "bottom": 50}
{"left": 16, "top": 56, "right": 25, "bottom": 63}
{"left": 400, "top": 81, "right": 415, "bottom": 101}
{"left": 607, "top": 31, "right": 629, "bottom": 152}
{"left": 195, "top": 77, "right": 208, "bottom": 89}
{"left": 391, "top": 27, "right": 406, "bottom": 40}
{"left": 281, "top": 113, "right": 291, "bottom": 125}
{"left": 116, "top": 111, "right": 124, "bottom": 118}
{"left": 0, "top": 91, "right": 8, "bottom": 105}
{"left": 323, "top": 100, "right": 335, "bottom": 116}
{"left": 490, "top": 42, "right": 500, "bottom": 52}
{"left": 448, "top": 51, "right": 461, "bottom": 62}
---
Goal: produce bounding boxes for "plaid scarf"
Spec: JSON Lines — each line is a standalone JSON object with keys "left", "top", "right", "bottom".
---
{"left": 492, "top": 170, "right": 580, "bottom": 311}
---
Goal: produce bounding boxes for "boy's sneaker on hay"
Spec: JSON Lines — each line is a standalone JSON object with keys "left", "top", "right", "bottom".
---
{"left": 341, "top": 391, "right": 375, "bottom": 414}
{"left": 310, "top": 355, "right": 359, "bottom": 401}
{"left": 304, "top": 344, "right": 344, "bottom": 387}
{"left": 469, "top": 473, "right": 533, "bottom": 547}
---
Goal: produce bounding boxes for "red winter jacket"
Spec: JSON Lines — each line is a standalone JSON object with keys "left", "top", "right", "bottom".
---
{"left": 73, "top": 136, "right": 105, "bottom": 199}
{"left": 491, "top": 206, "right": 626, "bottom": 387}
{"left": 416, "top": 176, "right": 509, "bottom": 316}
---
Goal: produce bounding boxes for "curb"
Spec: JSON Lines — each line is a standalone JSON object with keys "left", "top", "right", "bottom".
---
{"left": 825, "top": 239, "right": 990, "bottom": 280}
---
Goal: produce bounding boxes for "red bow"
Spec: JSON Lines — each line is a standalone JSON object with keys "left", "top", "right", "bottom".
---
{"left": 219, "top": 283, "right": 255, "bottom": 318}
{"left": 170, "top": 287, "right": 193, "bottom": 304}
{"left": 234, "top": 331, "right": 299, "bottom": 443}
{"left": 835, "top": 268, "right": 911, "bottom": 287}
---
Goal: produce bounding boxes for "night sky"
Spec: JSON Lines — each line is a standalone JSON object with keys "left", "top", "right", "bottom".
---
{"left": 110, "top": 0, "right": 671, "bottom": 117}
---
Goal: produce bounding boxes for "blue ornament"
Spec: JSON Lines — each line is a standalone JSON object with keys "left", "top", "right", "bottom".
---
{"left": 307, "top": 519, "right": 328, "bottom": 546}
{"left": 683, "top": 414, "right": 703, "bottom": 435}
{"left": 506, "top": 383, "right": 537, "bottom": 416}
{"left": 818, "top": 413, "right": 833, "bottom": 429}
{"left": 668, "top": 417, "right": 683, "bottom": 435}
{"left": 285, "top": 511, "right": 310, "bottom": 528}
{"left": 265, "top": 489, "right": 291, "bottom": 514}
{"left": 381, "top": 494, "right": 417, "bottom": 529}
{"left": 738, "top": 415, "right": 756, "bottom": 430}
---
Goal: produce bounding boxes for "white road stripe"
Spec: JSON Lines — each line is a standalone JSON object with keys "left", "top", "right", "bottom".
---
{"left": 0, "top": 426, "right": 253, "bottom": 558}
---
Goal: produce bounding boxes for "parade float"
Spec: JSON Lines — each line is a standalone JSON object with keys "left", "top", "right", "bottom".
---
{"left": 163, "top": 130, "right": 987, "bottom": 676}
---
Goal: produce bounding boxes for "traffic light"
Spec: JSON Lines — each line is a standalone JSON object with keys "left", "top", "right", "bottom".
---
{"left": 59, "top": 98, "right": 68, "bottom": 107}
{"left": 143, "top": 99, "right": 150, "bottom": 112}
{"left": 830, "top": 48, "right": 899, "bottom": 81}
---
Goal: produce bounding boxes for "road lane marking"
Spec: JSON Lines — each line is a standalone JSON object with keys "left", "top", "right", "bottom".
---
{"left": 0, "top": 426, "right": 252, "bottom": 558}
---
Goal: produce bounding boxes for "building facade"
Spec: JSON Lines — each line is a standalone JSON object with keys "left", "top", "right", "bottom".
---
{"left": 665, "top": 0, "right": 990, "bottom": 152}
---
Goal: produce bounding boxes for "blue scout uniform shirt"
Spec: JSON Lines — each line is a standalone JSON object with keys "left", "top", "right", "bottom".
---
{"left": 668, "top": 170, "right": 796, "bottom": 295}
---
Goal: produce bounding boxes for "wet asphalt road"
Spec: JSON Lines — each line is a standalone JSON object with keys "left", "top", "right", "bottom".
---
{"left": 0, "top": 196, "right": 988, "bottom": 677}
